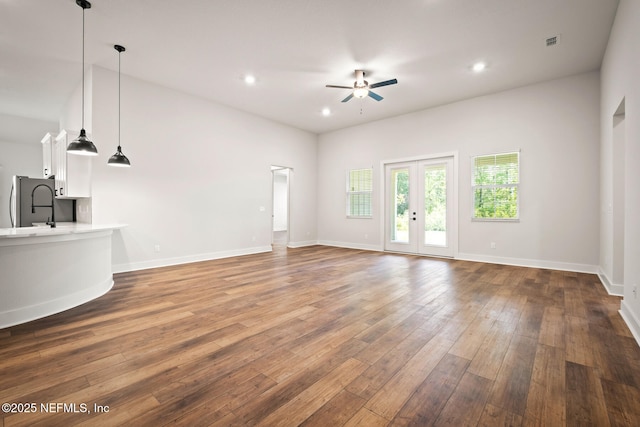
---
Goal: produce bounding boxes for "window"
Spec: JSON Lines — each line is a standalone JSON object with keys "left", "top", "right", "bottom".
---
{"left": 347, "top": 168, "right": 373, "bottom": 217}
{"left": 472, "top": 152, "right": 519, "bottom": 220}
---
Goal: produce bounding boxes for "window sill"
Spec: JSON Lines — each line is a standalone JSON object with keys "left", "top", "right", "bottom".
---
{"left": 471, "top": 218, "right": 520, "bottom": 223}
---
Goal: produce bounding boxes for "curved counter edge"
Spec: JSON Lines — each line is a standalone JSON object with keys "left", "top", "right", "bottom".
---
{"left": 0, "top": 224, "right": 124, "bottom": 329}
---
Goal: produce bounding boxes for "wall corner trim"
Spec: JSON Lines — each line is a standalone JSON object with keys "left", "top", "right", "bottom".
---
{"left": 597, "top": 268, "right": 625, "bottom": 296}
{"left": 620, "top": 301, "right": 640, "bottom": 348}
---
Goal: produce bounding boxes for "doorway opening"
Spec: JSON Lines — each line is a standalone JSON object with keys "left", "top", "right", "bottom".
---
{"left": 612, "top": 99, "right": 626, "bottom": 288}
{"left": 271, "top": 166, "right": 291, "bottom": 248}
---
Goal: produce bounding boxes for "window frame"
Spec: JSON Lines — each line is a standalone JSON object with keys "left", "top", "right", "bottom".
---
{"left": 346, "top": 167, "right": 373, "bottom": 219}
{"left": 471, "top": 151, "right": 520, "bottom": 222}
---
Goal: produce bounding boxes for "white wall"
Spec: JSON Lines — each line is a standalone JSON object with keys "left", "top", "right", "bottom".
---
{"left": 0, "top": 141, "right": 42, "bottom": 228}
{"left": 600, "top": 0, "right": 640, "bottom": 342}
{"left": 61, "top": 66, "right": 317, "bottom": 272}
{"left": 318, "top": 71, "right": 601, "bottom": 272}
{"left": 0, "top": 113, "right": 58, "bottom": 228}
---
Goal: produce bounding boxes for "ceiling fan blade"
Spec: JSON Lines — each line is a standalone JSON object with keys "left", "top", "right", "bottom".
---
{"left": 326, "top": 85, "right": 353, "bottom": 89}
{"left": 368, "top": 91, "right": 383, "bottom": 101}
{"left": 341, "top": 93, "right": 354, "bottom": 103}
{"left": 369, "top": 78, "right": 398, "bottom": 89}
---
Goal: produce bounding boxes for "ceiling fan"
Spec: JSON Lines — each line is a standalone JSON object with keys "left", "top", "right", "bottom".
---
{"left": 326, "top": 70, "right": 398, "bottom": 103}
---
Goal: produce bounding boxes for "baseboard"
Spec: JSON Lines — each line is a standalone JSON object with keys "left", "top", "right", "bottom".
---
{"left": 114, "top": 243, "right": 599, "bottom": 277}
{"left": 287, "top": 240, "right": 318, "bottom": 248}
{"left": 620, "top": 300, "right": 640, "bottom": 347}
{"left": 597, "top": 268, "right": 625, "bottom": 296}
{"left": 455, "top": 252, "right": 598, "bottom": 274}
{"left": 310, "top": 244, "right": 598, "bottom": 273}
{"left": 113, "top": 245, "right": 273, "bottom": 273}
{"left": 316, "top": 240, "right": 383, "bottom": 252}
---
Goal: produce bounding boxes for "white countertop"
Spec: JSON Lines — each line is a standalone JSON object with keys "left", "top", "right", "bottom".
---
{"left": 0, "top": 222, "right": 126, "bottom": 239}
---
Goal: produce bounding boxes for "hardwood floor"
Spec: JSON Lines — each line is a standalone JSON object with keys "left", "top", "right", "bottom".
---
{"left": 1, "top": 245, "right": 639, "bottom": 426}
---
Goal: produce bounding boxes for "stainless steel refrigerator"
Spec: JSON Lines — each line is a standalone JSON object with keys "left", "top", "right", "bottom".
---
{"left": 9, "top": 176, "right": 74, "bottom": 227}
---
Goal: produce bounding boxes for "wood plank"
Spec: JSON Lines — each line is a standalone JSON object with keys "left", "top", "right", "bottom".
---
{"left": 600, "top": 378, "right": 640, "bottom": 426}
{"left": 477, "top": 403, "right": 523, "bottom": 427}
{"left": 565, "top": 315, "right": 596, "bottom": 367}
{"left": 353, "top": 307, "right": 435, "bottom": 365}
{"left": 255, "top": 358, "right": 367, "bottom": 426}
{"left": 343, "top": 407, "right": 389, "bottom": 427}
{"left": 231, "top": 338, "right": 367, "bottom": 425}
{"left": 345, "top": 324, "right": 437, "bottom": 400}
{"left": 364, "top": 334, "right": 454, "bottom": 420}
{"left": 448, "top": 313, "right": 496, "bottom": 360}
{"left": 466, "top": 319, "right": 517, "bottom": 380}
{"left": 566, "top": 361, "right": 611, "bottom": 427}
{"left": 431, "top": 372, "right": 493, "bottom": 426}
{"left": 538, "top": 306, "right": 565, "bottom": 348}
{"left": 515, "top": 302, "right": 544, "bottom": 340}
{"left": 390, "top": 353, "right": 469, "bottom": 426}
{"left": 299, "top": 390, "right": 366, "bottom": 427}
{"left": 523, "top": 344, "right": 566, "bottom": 426}
{"left": 487, "top": 334, "right": 537, "bottom": 415}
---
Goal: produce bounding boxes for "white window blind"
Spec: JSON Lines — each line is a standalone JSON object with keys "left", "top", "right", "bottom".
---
{"left": 347, "top": 168, "right": 373, "bottom": 218}
{"left": 472, "top": 152, "right": 519, "bottom": 220}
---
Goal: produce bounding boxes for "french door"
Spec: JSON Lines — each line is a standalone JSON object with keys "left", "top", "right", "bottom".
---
{"left": 384, "top": 157, "right": 455, "bottom": 257}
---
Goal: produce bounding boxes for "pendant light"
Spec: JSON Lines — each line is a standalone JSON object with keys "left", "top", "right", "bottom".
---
{"left": 67, "top": 0, "right": 98, "bottom": 156}
{"left": 108, "top": 45, "right": 131, "bottom": 167}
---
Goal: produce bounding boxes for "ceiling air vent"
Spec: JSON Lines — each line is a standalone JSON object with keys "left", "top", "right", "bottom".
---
{"left": 545, "top": 35, "right": 560, "bottom": 47}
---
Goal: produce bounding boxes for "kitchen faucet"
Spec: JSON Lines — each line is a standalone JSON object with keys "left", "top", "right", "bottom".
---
{"left": 31, "top": 184, "right": 56, "bottom": 228}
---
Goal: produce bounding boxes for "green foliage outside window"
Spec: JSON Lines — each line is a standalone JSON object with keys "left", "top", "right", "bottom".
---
{"left": 473, "top": 152, "right": 519, "bottom": 219}
{"left": 424, "top": 166, "right": 446, "bottom": 232}
{"left": 394, "top": 170, "right": 409, "bottom": 217}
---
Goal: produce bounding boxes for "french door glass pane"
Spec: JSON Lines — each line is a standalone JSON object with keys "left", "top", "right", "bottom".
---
{"left": 391, "top": 168, "right": 409, "bottom": 242}
{"left": 424, "top": 164, "right": 447, "bottom": 246}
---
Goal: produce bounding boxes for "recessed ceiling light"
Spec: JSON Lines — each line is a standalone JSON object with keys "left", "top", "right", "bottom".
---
{"left": 472, "top": 62, "right": 487, "bottom": 73}
{"left": 322, "top": 108, "right": 331, "bottom": 117}
{"left": 244, "top": 74, "right": 256, "bottom": 85}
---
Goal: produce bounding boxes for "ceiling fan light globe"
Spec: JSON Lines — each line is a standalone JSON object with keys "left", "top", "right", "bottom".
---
{"left": 353, "top": 87, "right": 369, "bottom": 99}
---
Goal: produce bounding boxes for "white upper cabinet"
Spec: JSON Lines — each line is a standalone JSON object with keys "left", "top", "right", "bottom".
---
{"left": 53, "top": 130, "right": 92, "bottom": 198}
{"left": 41, "top": 133, "right": 53, "bottom": 178}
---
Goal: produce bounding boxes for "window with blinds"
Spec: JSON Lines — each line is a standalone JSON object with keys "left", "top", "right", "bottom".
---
{"left": 347, "top": 168, "right": 373, "bottom": 218}
{"left": 472, "top": 152, "right": 519, "bottom": 220}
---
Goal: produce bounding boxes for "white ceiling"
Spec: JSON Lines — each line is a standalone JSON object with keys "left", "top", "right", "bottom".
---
{"left": 0, "top": 0, "right": 619, "bottom": 135}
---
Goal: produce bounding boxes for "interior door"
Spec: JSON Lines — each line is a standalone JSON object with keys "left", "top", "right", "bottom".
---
{"left": 385, "top": 157, "right": 455, "bottom": 257}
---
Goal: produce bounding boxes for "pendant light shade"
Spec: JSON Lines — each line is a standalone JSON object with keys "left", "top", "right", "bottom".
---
{"left": 68, "top": 0, "right": 98, "bottom": 156}
{"left": 67, "top": 129, "right": 97, "bottom": 155}
{"left": 108, "top": 44, "right": 131, "bottom": 167}
{"left": 108, "top": 146, "right": 130, "bottom": 167}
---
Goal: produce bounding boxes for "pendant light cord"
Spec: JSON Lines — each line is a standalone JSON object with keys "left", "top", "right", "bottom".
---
{"left": 118, "top": 49, "right": 121, "bottom": 149}
{"left": 81, "top": 6, "right": 85, "bottom": 129}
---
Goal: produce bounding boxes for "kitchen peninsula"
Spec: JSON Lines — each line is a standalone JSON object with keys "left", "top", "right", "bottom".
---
{"left": 0, "top": 223, "right": 125, "bottom": 329}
